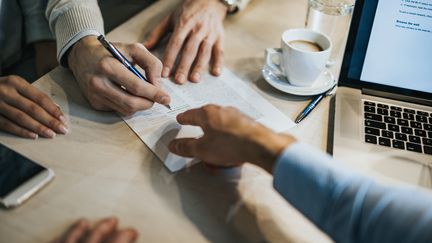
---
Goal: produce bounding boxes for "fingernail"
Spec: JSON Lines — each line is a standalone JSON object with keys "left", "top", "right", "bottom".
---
{"left": 59, "top": 124, "right": 68, "bottom": 134}
{"left": 176, "top": 73, "right": 186, "bottom": 84}
{"left": 213, "top": 67, "right": 221, "bottom": 76}
{"left": 162, "top": 67, "right": 170, "bottom": 77}
{"left": 192, "top": 72, "right": 201, "bottom": 82}
{"left": 44, "top": 129, "right": 56, "bottom": 138}
{"left": 157, "top": 95, "right": 171, "bottom": 105}
{"left": 59, "top": 115, "right": 67, "bottom": 124}
{"left": 29, "top": 133, "right": 38, "bottom": 139}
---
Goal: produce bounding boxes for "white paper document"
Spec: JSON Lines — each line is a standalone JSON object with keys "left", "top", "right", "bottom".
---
{"left": 123, "top": 68, "right": 294, "bottom": 172}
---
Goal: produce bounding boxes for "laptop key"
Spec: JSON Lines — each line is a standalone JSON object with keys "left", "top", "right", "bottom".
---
{"left": 382, "top": 130, "right": 394, "bottom": 139}
{"left": 364, "top": 101, "right": 376, "bottom": 106}
{"left": 365, "top": 113, "right": 382, "bottom": 121}
{"left": 365, "top": 135, "right": 377, "bottom": 144}
{"left": 423, "top": 138, "right": 432, "bottom": 146}
{"left": 410, "top": 121, "right": 422, "bottom": 129}
{"left": 417, "top": 111, "right": 429, "bottom": 116}
{"left": 424, "top": 124, "right": 432, "bottom": 131}
{"left": 409, "top": 135, "right": 421, "bottom": 144}
{"left": 403, "top": 113, "right": 415, "bottom": 120}
{"left": 415, "top": 129, "right": 427, "bottom": 137}
{"left": 407, "top": 143, "right": 422, "bottom": 153}
{"left": 384, "top": 116, "right": 396, "bottom": 124}
{"left": 377, "top": 103, "right": 389, "bottom": 109}
{"left": 424, "top": 146, "right": 432, "bottom": 155}
{"left": 404, "top": 108, "right": 415, "bottom": 114}
{"left": 364, "top": 106, "right": 376, "bottom": 113}
{"left": 391, "top": 106, "right": 402, "bottom": 111}
{"left": 388, "top": 124, "right": 400, "bottom": 132}
{"left": 377, "top": 108, "right": 389, "bottom": 116}
{"left": 381, "top": 130, "right": 393, "bottom": 139}
{"left": 365, "top": 120, "right": 386, "bottom": 129}
{"left": 397, "top": 119, "right": 409, "bottom": 126}
{"left": 392, "top": 140, "right": 405, "bottom": 150}
{"left": 416, "top": 115, "right": 428, "bottom": 123}
{"left": 401, "top": 127, "right": 413, "bottom": 135}
{"left": 429, "top": 117, "right": 432, "bottom": 124}
{"left": 429, "top": 131, "right": 432, "bottom": 138}
{"left": 395, "top": 133, "right": 407, "bottom": 141}
{"left": 379, "top": 137, "right": 391, "bottom": 147}
{"left": 365, "top": 127, "right": 380, "bottom": 136}
{"left": 390, "top": 110, "right": 401, "bottom": 118}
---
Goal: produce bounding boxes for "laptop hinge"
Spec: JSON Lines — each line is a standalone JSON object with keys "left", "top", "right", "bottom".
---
{"left": 362, "top": 88, "right": 432, "bottom": 106}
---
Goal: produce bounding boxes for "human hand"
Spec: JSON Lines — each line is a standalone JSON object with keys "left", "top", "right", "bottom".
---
{"left": 168, "top": 105, "right": 296, "bottom": 172}
{"left": 0, "top": 75, "right": 67, "bottom": 139}
{"left": 52, "top": 217, "right": 138, "bottom": 243}
{"left": 144, "top": 0, "right": 227, "bottom": 84}
{"left": 68, "top": 36, "right": 171, "bottom": 116}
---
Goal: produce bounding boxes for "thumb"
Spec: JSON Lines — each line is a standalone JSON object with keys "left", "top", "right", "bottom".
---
{"left": 169, "top": 138, "right": 199, "bottom": 158}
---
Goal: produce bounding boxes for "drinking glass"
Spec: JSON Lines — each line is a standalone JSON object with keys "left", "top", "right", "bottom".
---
{"left": 306, "top": 0, "right": 355, "bottom": 66}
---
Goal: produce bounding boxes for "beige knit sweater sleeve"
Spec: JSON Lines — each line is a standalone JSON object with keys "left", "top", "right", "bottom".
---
{"left": 46, "top": 0, "right": 252, "bottom": 66}
{"left": 46, "top": 0, "right": 104, "bottom": 66}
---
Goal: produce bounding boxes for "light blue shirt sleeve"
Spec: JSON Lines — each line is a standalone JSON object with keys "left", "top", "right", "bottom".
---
{"left": 273, "top": 143, "right": 432, "bottom": 243}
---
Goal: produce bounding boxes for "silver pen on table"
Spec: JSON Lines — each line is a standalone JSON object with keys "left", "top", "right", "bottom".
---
{"left": 295, "top": 84, "right": 337, "bottom": 124}
{"left": 97, "top": 35, "right": 171, "bottom": 110}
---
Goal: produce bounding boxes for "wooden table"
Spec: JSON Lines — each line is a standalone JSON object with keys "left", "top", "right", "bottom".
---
{"left": 0, "top": 0, "right": 336, "bottom": 242}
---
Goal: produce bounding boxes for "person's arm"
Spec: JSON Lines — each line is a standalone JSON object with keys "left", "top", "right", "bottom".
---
{"left": 274, "top": 143, "right": 432, "bottom": 243}
{"left": 45, "top": 0, "right": 171, "bottom": 116}
{"left": 168, "top": 105, "right": 432, "bottom": 243}
{"left": 46, "top": 0, "right": 104, "bottom": 66}
{"left": 19, "top": 0, "right": 54, "bottom": 44}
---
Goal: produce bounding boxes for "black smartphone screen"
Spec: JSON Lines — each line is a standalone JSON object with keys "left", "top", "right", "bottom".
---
{"left": 0, "top": 143, "right": 45, "bottom": 198}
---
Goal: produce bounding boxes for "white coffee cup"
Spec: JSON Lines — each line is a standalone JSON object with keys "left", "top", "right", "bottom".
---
{"left": 265, "top": 28, "right": 332, "bottom": 87}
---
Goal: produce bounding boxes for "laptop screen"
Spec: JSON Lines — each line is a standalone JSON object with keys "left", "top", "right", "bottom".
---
{"left": 340, "top": 0, "right": 432, "bottom": 98}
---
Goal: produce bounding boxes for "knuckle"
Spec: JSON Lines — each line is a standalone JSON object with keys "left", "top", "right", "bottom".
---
{"left": 97, "top": 58, "right": 112, "bottom": 74}
{"left": 27, "top": 103, "right": 41, "bottom": 115}
{"left": 128, "top": 82, "right": 140, "bottom": 94}
{"left": 130, "top": 43, "right": 145, "bottom": 53}
{"left": 124, "top": 100, "right": 138, "bottom": 113}
{"left": 6, "top": 75, "right": 20, "bottom": 85}
{"left": 171, "top": 38, "right": 183, "bottom": 49}
{"left": 47, "top": 118, "right": 60, "bottom": 128}
{"left": 88, "top": 77, "right": 102, "bottom": 91}
{"left": 88, "top": 97, "right": 104, "bottom": 110}
{"left": 15, "top": 112, "right": 27, "bottom": 122}
{"left": 35, "top": 124, "right": 46, "bottom": 134}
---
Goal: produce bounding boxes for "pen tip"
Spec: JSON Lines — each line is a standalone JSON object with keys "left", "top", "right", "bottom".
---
{"left": 166, "top": 105, "right": 172, "bottom": 110}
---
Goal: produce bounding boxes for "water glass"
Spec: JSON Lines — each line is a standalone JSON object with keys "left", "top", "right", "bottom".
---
{"left": 306, "top": 0, "right": 355, "bottom": 65}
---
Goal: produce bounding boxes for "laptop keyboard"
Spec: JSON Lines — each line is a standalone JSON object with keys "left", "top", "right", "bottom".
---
{"left": 363, "top": 100, "right": 432, "bottom": 155}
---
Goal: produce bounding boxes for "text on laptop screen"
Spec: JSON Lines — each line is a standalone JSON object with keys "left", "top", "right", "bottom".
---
{"left": 348, "top": 0, "right": 432, "bottom": 94}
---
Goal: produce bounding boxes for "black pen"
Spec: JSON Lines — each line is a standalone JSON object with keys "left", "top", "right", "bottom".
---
{"left": 295, "top": 84, "right": 337, "bottom": 123}
{"left": 97, "top": 35, "right": 171, "bottom": 110}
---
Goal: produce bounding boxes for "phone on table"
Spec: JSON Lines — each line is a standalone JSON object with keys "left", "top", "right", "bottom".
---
{"left": 0, "top": 143, "right": 54, "bottom": 209}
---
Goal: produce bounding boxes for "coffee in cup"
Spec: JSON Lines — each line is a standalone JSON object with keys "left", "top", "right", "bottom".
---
{"left": 288, "top": 40, "right": 323, "bottom": 52}
{"left": 265, "top": 29, "right": 332, "bottom": 87}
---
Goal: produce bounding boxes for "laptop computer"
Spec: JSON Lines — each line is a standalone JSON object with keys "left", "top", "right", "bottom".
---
{"left": 330, "top": 0, "right": 432, "bottom": 188}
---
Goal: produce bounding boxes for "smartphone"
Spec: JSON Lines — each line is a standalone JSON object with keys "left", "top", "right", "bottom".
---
{"left": 0, "top": 143, "right": 54, "bottom": 208}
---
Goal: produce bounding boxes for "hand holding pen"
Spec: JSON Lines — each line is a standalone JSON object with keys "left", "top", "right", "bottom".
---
{"left": 67, "top": 35, "right": 171, "bottom": 116}
{"left": 98, "top": 35, "right": 171, "bottom": 111}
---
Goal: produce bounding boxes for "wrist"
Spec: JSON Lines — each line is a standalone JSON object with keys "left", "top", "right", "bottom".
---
{"left": 68, "top": 35, "right": 99, "bottom": 68}
{"left": 254, "top": 130, "right": 296, "bottom": 173}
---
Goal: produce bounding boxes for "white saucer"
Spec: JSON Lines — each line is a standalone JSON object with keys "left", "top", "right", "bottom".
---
{"left": 262, "top": 65, "right": 336, "bottom": 96}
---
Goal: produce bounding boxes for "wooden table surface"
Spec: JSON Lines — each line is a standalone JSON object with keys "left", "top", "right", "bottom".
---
{"left": 0, "top": 0, "right": 337, "bottom": 242}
